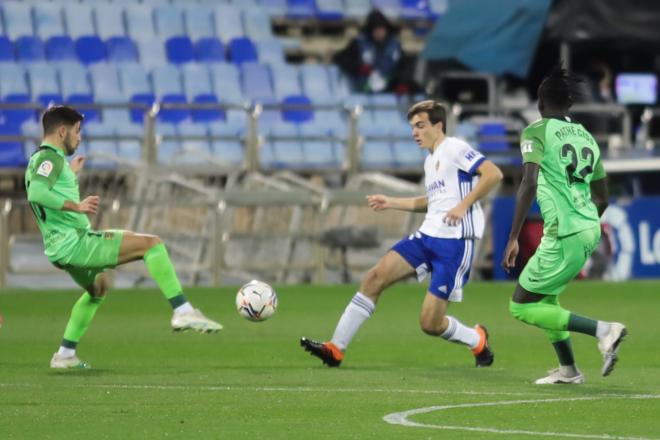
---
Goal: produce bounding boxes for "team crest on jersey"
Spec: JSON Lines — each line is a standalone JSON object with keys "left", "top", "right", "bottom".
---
{"left": 36, "top": 160, "right": 53, "bottom": 177}
{"left": 521, "top": 140, "right": 534, "bottom": 154}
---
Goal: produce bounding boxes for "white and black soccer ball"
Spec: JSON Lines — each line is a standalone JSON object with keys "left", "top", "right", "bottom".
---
{"left": 235, "top": 280, "right": 277, "bottom": 322}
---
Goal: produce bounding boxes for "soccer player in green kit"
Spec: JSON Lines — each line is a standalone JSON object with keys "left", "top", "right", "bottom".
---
{"left": 25, "top": 106, "right": 222, "bottom": 369}
{"left": 502, "top": 66, "right": 626, "bottom": 384}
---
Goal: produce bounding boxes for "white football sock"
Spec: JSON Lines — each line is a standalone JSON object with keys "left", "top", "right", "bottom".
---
{"left": 330, "top": 292, "right": 375, "bottom": 351}
{"left": 57, "top": 346, "right": 76, "bottom": 358}
{"left": 174, "top": 302, "right": 194, "bottom": 314}
{"left": 596, "top": 321, "right": 611, "bottom": 339}
{"left": 440, "top": 316, "right": 480, "bottom": 349}
{"left": 559, "top": 364, "right": 580, "bottom": 377}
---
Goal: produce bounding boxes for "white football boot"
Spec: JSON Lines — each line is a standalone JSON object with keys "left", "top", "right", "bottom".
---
{"left": 535, "top": 368, "right": 585, "bottom": 385}
{"left": 171, "top": 309, "right": 223, "bottom": 333}
{"left": 50, "top": 353, "right": 90, "bottom": 369}
{"left": 598, "top": 322, "right": 627, "bottom": 376}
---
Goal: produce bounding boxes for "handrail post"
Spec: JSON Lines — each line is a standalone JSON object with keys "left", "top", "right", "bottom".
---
{"left": 346, "top": 104, "right": 362, "bottom": 178}
{"left": 212, "top": 200, "right": 227, "bottom": 286}
{"left": 143, "top": 103, "right": 159, "bottom": 165}
{"left": 247, "top": 104, "right": 261, "bottom": 173}
{"left": 0, "top": 199, "right": 12, "bottom": 290}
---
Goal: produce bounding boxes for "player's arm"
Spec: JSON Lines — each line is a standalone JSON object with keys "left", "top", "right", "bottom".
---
{"left": 443, "top": 160, "right": 503, "bottom": 225}
{"left": 27, "top": 179, "right": 99, "bottom": 214}
{"left": 366, "top": 194, "right": 427, "bottom": 212}
{"left": 590, "top": 158, "right": 608, "bottom": 217}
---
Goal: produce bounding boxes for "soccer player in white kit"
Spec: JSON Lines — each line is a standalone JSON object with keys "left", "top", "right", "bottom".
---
{"left": 301, "top": 100, "right": 504, "bottom": 367}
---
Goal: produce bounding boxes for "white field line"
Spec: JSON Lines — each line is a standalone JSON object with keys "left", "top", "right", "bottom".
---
{"left": 383, "top": 395, "right": 660, "bottom": 440}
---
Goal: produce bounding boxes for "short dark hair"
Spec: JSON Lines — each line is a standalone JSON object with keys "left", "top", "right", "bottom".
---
{"left": 407, "top": 100, "right": 446, "bottom": 133}
{"left": 538, "top": 63, "right": 584, "bottom": 110}
{"left": 42, "top": 106, "right": 84, "bottom": 135}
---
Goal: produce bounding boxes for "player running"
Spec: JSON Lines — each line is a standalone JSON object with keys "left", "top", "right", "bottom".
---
{"left": 301, "top": 100, "right": 503, "bottom": 368}
{"left": 25, "top": 106, "right": 222, "bottom": 369}
{"left": 502, "top": 66, "right": 627, "bottom": 384}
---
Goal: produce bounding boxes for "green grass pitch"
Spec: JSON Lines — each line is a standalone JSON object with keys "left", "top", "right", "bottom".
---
{"left": 1, "top": 281, "right": 659, "bottom": 439}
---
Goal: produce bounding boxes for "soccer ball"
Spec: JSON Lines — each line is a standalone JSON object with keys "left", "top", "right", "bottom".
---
{"left": 236, "top": 280, "right": 278, "bottom": 322}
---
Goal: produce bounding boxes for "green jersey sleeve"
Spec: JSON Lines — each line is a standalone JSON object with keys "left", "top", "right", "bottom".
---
{"left": 32, "top": 150, "right": 64, "bottom": 189}
{"left": 592, "top": 156, "right": 606, "bottom": 181}
{"left": 520, "top": 122, "right": 545, "bottom": 164}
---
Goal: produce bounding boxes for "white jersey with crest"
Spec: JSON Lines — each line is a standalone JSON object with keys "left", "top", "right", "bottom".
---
{"left": 418, "top": 136, "right": 486, "bottom": 239}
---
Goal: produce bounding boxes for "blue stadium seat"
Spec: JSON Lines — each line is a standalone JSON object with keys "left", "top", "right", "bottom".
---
{"left": 2, "top": 3, "right": 33, "bottom": 40}
{"left": 401, "top": 0, "right": 432, "bottom": 20}
{"left": 361, "top": 126, "right": 397, "bottom": 169}
{"left": 228, "top": 37, "right": 257, "bottom": 65}
{"left": 115, "top": 123, "right": 143, "bottom": 163}
{"left": 58, "top": 63, "right": 99, "bottom": 122}
{"left": 345, "top": 0, "right": 372, "bottom": 19}
{"left": 125, "top": 4, "right": 157, "bottom": 42}
{"left": 259, "top": 0, "right": 288, "bottom": 17}
{"left": 118, "top": 64, "right": 155, "bottom": 123}
{"left": 300, "top": 122, "right": 342, "bottom": 168}
{"left": 89, "top": 63, "right": 122, "bottom": 102}
{"left": 94, "top": 4, "right": 125, "bottom": 39}
{"left": 183, "top": 5, "right": 216, "bottom": 40}
{"left": 316, "top": 0, "right": 344, "bottom": 21}
{"left": 154, "top": 5, "right": 185, "bottom": 39}
{"left": 182, "top": 64, "right": 223, "bottom": 122}
{"left": 209, "top": 63, "right": 244, "bottom": 105}
{"left": 136, "top": 38, "right": 167, "bottom": 69}
{"left": 64, "top": 4, "right": 95, "bottom": 39}
{"left": 300, "top": 64, "right": 335, "bottom": 104}
{"left": 242, "top": 9, "right": 274, "bottom": 41}
{"left": 75, "top": 35, "right": 106, "bottom": 64}
{"left": 0, "top": 123, "right": 26, "bottom": 167}
{"left": 477, "top": 122, "right": 509, "bottom": 152}
{"left": 152, "top": 65, "right": 189, "bottom": 123}
{"left": 0, "top": 65, "right": 33, "bottom": 124}
{"left": 256, "top": 39, "right": 285, "bottom": 65}
{"left": 392, "top": 140, "right": 425, "bottom": 168}
{"left": 312, "top": 107, "right": 347, "bottom": 137}
{"left": 194, "top": 37, "right": 225, "bottom": 63}
{"left": 240, "top": 62, "right": 274, "bottom": 101}
{"left": 165, "top": 36, "right": 194, "bottom": 64}
{"left": 270, "top": 64, "right": 301, "bottom": 99}
{"left": 106, "top": 36, "right": 139, "bottom": 63}
{"left": 214, "top": 5, "right": 243, "bottom": 43}
{"left": 209, "top": 122, "right": 244, "bottom": 167}
{"left": 16, "top": 36, "right": 46, "bottom": 63}
{"left": 327, "top": 64, "right": 351, "bottom": 100}
{"left": 45, "top": 36, "right": 76, "bottom": 62}
{"left": 27, "top": 63, "right": 62, "bottom": 107}
{"left": 178, "top": 123, "right": 212, "bottom": 165}
{"left": 155, "top": 122, "right": 180, "bottom": 165}
{"left": 287, "top": 0, "right": 316, "bottom": 20}
{"left": 270, "top": 124, "right": 305, "bottom": 169}
{"left": 33, "top": 3, "right": 65, "bottom": 39}
{"left": 281, "top": 95, "right": 313, "bottom": 124}
{"left": 372, "top": 0, "right": 403, "bottom": 19}
{"left": 86, "top": 122, "right": 118, "bottom": 169}
{"left": 0, "top": 36, "right": 14, "bottom": 62}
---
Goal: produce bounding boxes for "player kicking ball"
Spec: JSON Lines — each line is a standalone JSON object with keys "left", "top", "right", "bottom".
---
{"left": 503, "top": 66, "right": 626, "bottom": 384}
{"left": 301, "top": 100, "right": 503, "bottom": 368}
{"left": 25, "top": 106, "right": 222, "bottom": 369}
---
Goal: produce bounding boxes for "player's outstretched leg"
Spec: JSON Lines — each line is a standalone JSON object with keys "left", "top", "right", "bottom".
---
{"left": 598, "top": 322, "right": 627, "bottom": 376}
{"left": 300, "top": 337, "right": 344, "bottom": 367}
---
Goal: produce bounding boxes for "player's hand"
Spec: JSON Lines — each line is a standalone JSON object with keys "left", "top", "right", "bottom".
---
{"left": 366, "top": 194, "right": 389, "bottom": 211}
{"left": 77, "top": 195, "right": 100, "bottom": 214}
{"left": 70, "top": 156, "right": 86, "bottom": 173}
{"left": 443, "top": 204, "right": 467, "bottom": 226}
{"left": 502, "top": 239, "right": 519, "bottom": 273}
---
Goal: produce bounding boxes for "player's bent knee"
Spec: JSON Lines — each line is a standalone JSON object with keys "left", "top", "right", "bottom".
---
{"left": 90, "top": 273, "right": 110, "bottom": 298}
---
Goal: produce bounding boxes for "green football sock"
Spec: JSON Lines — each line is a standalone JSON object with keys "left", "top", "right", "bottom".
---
{"left": 62, "top": 293, "right": 105, "bottom": 346}
{"left": 567, "top": 313, "right": 598, "bottom": 336}
{"left": 551, "top": 337, "right": 575, "bottom": 366}
{"left": 143, "top": 242, "right": 187, "bottom": 308}
{"left": 509, "top": 296, "right": 570, "bottom": 331}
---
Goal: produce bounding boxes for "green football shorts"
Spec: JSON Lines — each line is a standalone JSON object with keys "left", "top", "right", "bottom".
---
{"left": 519, "top": 225, "right": 601, "bottom": 296}
{"left": 53, "top": 230, "right": 124, "bottom": 288}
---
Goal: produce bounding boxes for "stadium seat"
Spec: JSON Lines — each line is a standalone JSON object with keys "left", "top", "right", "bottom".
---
{"left": 316, "top": 0, "right": 344, "bottom": 21}
{"left": 228, "top": 37, "right": 258, "bottom": 65}
{"left": 0, "top": 64, "right": 33, "bottom": 124}
{"left": 118, "top": 64, "right": 155, "bottom": 123}
{"left": 281, "top": 95, "right": 313, "bottom": 124}
{"left": 401, "top": 0, "right": 432, "bottom": 20}
{"left": 64, "top": 4, "right": 95, "bottom": 39}
{"left": 2, "top": 3, "right": 33, "bottom": 41}
{"left": 209, "top": 63, "right": 244, "bottom": 105}
{"left": 115, "top": 122, "right": 143, "bottom": 163}
{"left": 125, "top": 4, "right": 157, "bottom": 42}
{"left": 242, "top": 9, "right": 274, "bottom": 41}
{"left": 300, "top": 64, "right": 335, "bottom": 104}
{"left": 214, "top": 5, "right": 244, "bottom": 43}
{"left": 86, "top": 123, "right": 118, "bottom": 169}
{"left": 0, "top": 36, "right": 14, "bottom": 62}
{"left": 477, "top": 122, "right": 509, "bottom": 152}
{"left": 27, "top": 63, "right": 62, "bottom": 107}
{"left": 45, "top": 36, "right": 76, "bottom": 62}
{"left": 182, "top": 64, "right": 223, "bottom": 122}
{"left": 372, "top": 0, "right": 403, "bottom": 19}
{"left": 194, "top": 37, "right": 225, "bottom": 63}
{"left": 152, "top": 65, "right": 189, "bottom": 123}
{"left": 94, "top": 4, "right": 125, "bottom": 39}
{"left": 256, "top": 39, "right": 285, "bottom": 65}
{"left": 154, "top": 5, "right": 185, "bottom": 39}
{"left": 312, "top": 107, "right": 347, "bottom": 137}
{"left": 165, "top": 36, "right": 194, "bottom": 64}
{"left": 300, "top": 122, "right": 342, "bottom": 168}
{"left": 89, "top": 63, "right": 122, "bottom": 102}
{"left": 269, "top": 123, "right": 304, "bottom": 169}
{"left": 327, "top": 64, "right": 351, "bottom": 100}
{"left": 58, "top": 63, "right": 99, "bottom": 122}
{"left": 345, "top": 0, "right": 372, "bottom": 19}
{"left": 259, "top": 0, "right": 288, "bottom": 17}
{"left": 0, "top": 123, "right": 26, "bottom": 167}
{"left": 75, "top": 36, "right": 106, "bottom": 64}
{"left": 155, "top": 122, "right": 180, "bottom": 165}
{"left": 183, "top": 5, "right": 216, "bottom": 40}
{"left": 106, "top": 36, "right": 139, "bottom": 63}
{"left": 361, "top": 126, "right": 397, "bottom": 169}
{"left": 16, "top": 36, "right": 46, "bottom": 63}
{"left": 136, "top": 38, "right": 167, "bottom": 69}
{"left": 392, "top": 140, "right": 425, "bottom": 168}
{"left": 240, "top": 62, "right": 274, "bottom": 101}
{"left": 270, "top": 63, "right": 302, "bottom": 99}
{"left": 287, "top": 0, "right": 316, "bottom": 20}
{"left": 33, "top": 3, "right": 65, "bottom": 40}
{"left": 209, "top": 122, "right": 245, "bottom": 168}
{"left": 177, "top": 123, "right": 212, "bottom": 165}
